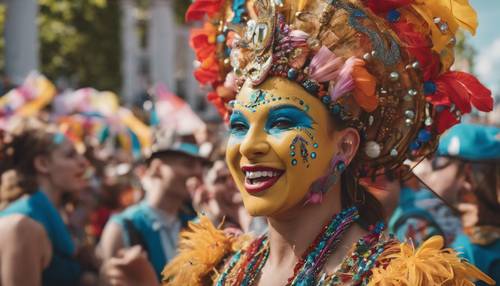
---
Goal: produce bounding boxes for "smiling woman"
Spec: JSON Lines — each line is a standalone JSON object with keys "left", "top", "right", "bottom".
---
{"left": 0, "top": 118, "right": 89, "bottom": 286}
{"left": 161, "top": 0, "right": 495, "bottom": 285}
{"left": 226, "top": 78, "right": 350, "bottom": 216}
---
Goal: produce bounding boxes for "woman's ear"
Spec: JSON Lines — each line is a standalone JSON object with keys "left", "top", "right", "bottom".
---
{"left": 33, "top": 155, "right": 50, "bottom": 175}
{"left": 336, "top": 127, "right": 360, "bottom": 165}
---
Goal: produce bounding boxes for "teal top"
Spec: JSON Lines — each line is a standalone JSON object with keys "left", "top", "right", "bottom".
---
{"left": 110, "top": 201, "right": 196, "bottom": 280}
{"left": 452, "top": 234, "right": 500, "bottom": 286}
{"left": 0, "top": 191, "right": 81, "bottom": 286}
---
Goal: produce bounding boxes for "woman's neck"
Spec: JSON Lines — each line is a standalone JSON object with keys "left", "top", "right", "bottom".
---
{"left": 265, "top": 187, "right": 343, "bottom": 268}
{"left": 259, "top": 187, "right": 369, "bottom": 285}
{"left": 37, "top": 179, "right": 61, "bottom": 207}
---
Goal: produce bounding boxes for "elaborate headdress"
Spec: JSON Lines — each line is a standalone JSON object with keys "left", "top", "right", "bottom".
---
{"left": 186, "top": 0, "right": 493, "bottom": 178}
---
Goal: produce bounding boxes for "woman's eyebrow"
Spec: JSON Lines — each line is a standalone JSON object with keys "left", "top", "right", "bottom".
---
{"left": 229, "top": 110, "right": 248, "bottom": 121}
{"left": 269, "top": 104, "right": 309, "bottom": 116}
{"left": 268, "top": 104, "right": 313, "bottom": 119}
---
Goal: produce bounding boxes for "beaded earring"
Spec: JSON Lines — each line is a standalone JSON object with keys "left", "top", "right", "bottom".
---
{"left": 305, "top": 153, "right": 347, "bottom": 205}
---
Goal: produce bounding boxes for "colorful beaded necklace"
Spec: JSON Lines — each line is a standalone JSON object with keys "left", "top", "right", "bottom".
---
{"left": 215, "top": 206, "right": 360, "bottom": 286}
{"left": 319, "top": 222, "right": 391, "bottom": 285}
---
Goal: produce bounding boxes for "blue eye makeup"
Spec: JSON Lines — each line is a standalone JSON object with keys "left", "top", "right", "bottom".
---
{"left": 265, "top": 105, "right": 314, "bottom": 135}
{"left": 229, "top": 111, "right": 249, "bottom": 137}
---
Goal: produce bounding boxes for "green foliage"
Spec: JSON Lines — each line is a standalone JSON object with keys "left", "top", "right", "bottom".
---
{"left": 39, "top": 0, "right": 121, "bottom": 92}
{"left": 174, "top": 0, "right": 191, "bottom": 24}
{"left": 454, "top": 31, "right": 477, "bottom": 73}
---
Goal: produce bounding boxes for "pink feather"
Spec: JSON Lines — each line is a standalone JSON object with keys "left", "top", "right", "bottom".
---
{"left": 309, "top": 46, "right": 343, "bottom": 83}
{"left": 289, "top": 30, "right": 309, "bottom": 41}
{"left": 330, "top": 57, "right": 361, "bottom": 101}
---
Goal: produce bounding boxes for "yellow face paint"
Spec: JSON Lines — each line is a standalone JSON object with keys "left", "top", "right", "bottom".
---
{"left": 226, "top": 77, "right": 341, "bottom": 216}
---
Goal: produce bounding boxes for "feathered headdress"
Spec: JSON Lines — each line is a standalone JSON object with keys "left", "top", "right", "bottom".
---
{"left": 185, "top": 0, "right": 494, "bottom": 178}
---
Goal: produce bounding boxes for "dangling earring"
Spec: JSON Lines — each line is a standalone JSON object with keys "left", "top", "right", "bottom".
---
{"left": 305, "top": 153, "right": 347, "bottom": 205}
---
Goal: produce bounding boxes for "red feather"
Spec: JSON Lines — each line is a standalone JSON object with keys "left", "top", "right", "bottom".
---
{"left": 365, "top": 0, "right": 414, "bottom": 14}
{"left": 207, "top": 91, "right": 229, "bottom": 119}
{"left": 438, "top": 71, "right": 493, "bottom": 113}
{"left": 426, "top": 88, "right": 451, "bottom": 107}
{"left": 194, "top": 57, "right": 219, "bottom": 85}
{"left": 185, "top": 0, "right": 223, "bottom": 22}
{"left": 435, "top": 109, "right": 460, "bottom": 134}
{"left": 391, "top": 20, "right": 439, "bottom": 80}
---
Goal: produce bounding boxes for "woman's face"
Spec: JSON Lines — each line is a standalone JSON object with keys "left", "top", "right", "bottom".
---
{"left": 226, "top": 77, "right": 341, "bottom": 216}
{"left": 45, "top": 139, "right": 90, "bottom": 194}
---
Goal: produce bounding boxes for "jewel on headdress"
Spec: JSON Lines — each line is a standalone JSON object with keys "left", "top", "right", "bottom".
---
{"left": 409, "top": 140, "right": 421, "bottom": 151}
{"left": 387, "top": 10, "right": 401, "bottom": 23}
{"left": 433, "top": 17, "right": 449, "bottom": 34}
{"left": 423, "top": 81, "right": 437, "bottom": 94}
{"left": 408, "top": 89, "right": 418, "bottom": 96}
{"left": 302, "top": 79, "right": 320, "bottom": 95}
{"left": 417, "top": 129, "right": 431, "bottom": 143}
{"left": 368, "top": 115, "right": 374, "bottom": 126}
{"left": 288, "top": 68, "right": 299, "bottom": 80}
{"left": 330, "top": 104, "right": 342, "bottom": 115}
{"left": 425, "top": 117, "right": 433, "bottom": 126}
{"left": 321, "top": 96, "right": 331, "bottom": 105}
{"left": 404, "top": 110, "right": 415, "bottom": 119}
{"left": 365, "top": 141, "right": 381, "bottom": 158}
{"left": 389, "top": 72, "right": 400, "bottom": 82}
{"left": 390, "top": 148, "right": 398, "bottom": 157}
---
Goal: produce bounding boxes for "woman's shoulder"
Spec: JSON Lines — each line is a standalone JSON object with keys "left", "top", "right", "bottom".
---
{"left": 0, "top": 214, "right": 47, "bottom": 240}
{"left": 0, "top": 214, "right": 52, "bottom": 266}
{"left": 368, "top": 235, "right": 495, "bottom": 286}
{"left": 161, "top": 216, "right": 251, "bottom": 286}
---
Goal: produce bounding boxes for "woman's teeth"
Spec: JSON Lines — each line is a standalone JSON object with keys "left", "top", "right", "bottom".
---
{"left": 245, "top": 171, "right": 281, "bottom": 184}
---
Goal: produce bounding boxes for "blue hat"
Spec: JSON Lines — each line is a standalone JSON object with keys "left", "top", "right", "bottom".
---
{"left": 437, "top": 123, "right": 500, "bottom": 161}
{"left": 148, "top": 127, "right": 209, "bottom": 163}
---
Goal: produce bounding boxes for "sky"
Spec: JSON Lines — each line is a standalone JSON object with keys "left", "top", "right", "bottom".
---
{"left": 468, "top": 1, "right": 500, "bottom": 96}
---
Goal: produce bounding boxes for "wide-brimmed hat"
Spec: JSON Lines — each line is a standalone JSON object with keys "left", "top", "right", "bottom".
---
{"left": 148, "top": 127, "right": 210, "bottom": 164}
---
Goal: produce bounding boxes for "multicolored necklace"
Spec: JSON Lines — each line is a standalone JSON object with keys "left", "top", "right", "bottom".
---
{"left": 216, "top": 206, "right": 360, "bottom": 286}
{"left": 319, "top": 222, "right": 389, "bottom": 285}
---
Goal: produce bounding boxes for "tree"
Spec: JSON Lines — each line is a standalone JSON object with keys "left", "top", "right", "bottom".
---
{"left": 38, "top": 0, "right": 121, "bottom": 92}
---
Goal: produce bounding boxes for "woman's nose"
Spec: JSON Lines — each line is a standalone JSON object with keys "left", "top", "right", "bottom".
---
{"left": 239, "top": 127, "right": 270, "bottom": 160}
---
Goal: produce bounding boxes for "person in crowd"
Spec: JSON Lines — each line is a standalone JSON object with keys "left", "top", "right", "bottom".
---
{"left": 0, "top": 118, "right": 90, "bottom": 286}
{"left": 390, "top": 123, "right": 499, "bottom": 250}
{"left": 437, "top": 124, "right": 499, "bottom": 284}
{"left": 388, "top": 162, "right": 465, "bottom": 247}
{"left": 98, "top": 129, "right": 205, "bottom": 283}
{"left": 102, "top": 0, "right": 495, "bottom": 284}
{"left": 189, "top": 158, "right": 267, "bottom": 235}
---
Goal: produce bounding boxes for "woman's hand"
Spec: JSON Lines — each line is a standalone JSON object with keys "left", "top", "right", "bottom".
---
{"left": 99, "top": 246, "right": 159, "bottom": 286}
